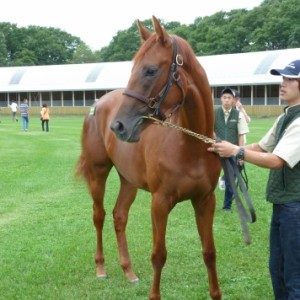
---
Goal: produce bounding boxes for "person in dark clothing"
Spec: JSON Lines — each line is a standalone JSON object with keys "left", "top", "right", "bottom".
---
{"left": 214, "top": 88, "right": 249, "bottom": 211}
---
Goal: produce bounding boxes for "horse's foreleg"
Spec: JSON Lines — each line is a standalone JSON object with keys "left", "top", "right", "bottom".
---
{"left": 192, "top": 194, "right": 222, "bottom": 300}
{"left": 149, "top": 196, "right": 171, "bottom": 300}
{"left": 113, "top": 178, "right": 138, "bottom": 282}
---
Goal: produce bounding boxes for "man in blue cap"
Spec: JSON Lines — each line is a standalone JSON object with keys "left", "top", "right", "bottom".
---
{"left": 208, "top": 60, "right": 300, "bottom": 299}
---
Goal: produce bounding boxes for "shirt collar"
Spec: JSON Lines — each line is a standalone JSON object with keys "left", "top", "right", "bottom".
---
{"left": 284, "top": 103, "right": 300, "bottom": 115}
{"left": 223, "top": 108, "right": 232, "bottom": 114}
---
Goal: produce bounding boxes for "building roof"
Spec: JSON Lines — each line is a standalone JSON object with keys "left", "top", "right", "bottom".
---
{"left": 199, "top": 48, "right": 299, "bottom": 86}
{"left": 0, "top": 48, "right": 299, "bottom": 93}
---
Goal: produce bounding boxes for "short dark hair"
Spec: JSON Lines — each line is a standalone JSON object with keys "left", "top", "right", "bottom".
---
{"left": 221, "top": 88, "right": 235, "bottom": 96}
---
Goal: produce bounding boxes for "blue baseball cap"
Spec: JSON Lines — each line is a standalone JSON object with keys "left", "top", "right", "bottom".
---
{"left": 270, "top": 60, "right": 300, "bottom": 78}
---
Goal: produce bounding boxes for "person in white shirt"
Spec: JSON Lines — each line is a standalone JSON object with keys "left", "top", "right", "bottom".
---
{"left": 208, "top": 60, "right": 300, "bottom": 299}
{"left": 9, "top": 100, "right": 18, "bottom": 122}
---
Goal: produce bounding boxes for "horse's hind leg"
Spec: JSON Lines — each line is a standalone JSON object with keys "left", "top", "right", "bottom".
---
{"left": 89, "top": 166, "right": 112, "bottom": 279}
{"left": 192, "top": 194, "right": 222, "bottom": 300}
{"left": 113, "top": 176, "right": 139, "bottom": 282}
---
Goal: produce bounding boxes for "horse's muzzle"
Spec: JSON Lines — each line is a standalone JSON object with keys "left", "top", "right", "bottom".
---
{"left": 110, "top": 117, "right": 144, "bottom": 143}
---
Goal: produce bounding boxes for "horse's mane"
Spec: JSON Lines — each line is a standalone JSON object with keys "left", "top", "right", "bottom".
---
{"left": 172, "top": 35, "right": 214, "bottom": 134}
{"left": 172, "top": 35, "right": 211, "bottom": 95}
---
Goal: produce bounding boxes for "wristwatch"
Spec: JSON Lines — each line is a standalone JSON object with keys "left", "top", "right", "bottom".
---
{"left": 236, "top": 147, "right": 245, "bottom": 161}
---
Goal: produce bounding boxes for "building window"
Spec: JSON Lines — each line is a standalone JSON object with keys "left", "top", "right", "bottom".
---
{"left": 63, "top": 91, "right": 73, "bottom": 106}
{"left": 267, "top": 85, "right": 280, "bottom": 105}
{"left": 74, "top": 91, "right": 84, "bottom": 106}
{"left": 253, "top": 85, "right": 265, "bottom": 105}
{"left": 52, "top": 91, "right": 62, "bottom": 106}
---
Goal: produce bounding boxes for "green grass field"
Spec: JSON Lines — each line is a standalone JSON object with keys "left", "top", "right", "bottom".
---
{"left": 0, "top": 114, "right": 276, "bottom": 299}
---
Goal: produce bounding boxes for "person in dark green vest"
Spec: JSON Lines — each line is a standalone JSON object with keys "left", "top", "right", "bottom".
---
{"left": 218, "top": 88, "right": 251, "bottom": 191}
{"left": 214, "top": 88, "right": 249, "bottom": 212}
{"left": 208, "top": 60, "right": 300, "bottom": 300}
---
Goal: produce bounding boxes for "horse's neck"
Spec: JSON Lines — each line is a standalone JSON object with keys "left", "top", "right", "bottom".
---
{"left": 178, "top": 97, "right": 214, "bottom": 140}
{"left": 176, "top": 63, "right": 214, "bottom": 139}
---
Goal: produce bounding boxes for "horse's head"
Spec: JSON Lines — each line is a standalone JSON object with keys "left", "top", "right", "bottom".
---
{"left": 110, "top": 16, "right": 186, "bottom": 142}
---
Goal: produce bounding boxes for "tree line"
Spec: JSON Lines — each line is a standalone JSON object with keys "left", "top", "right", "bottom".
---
{"left": 0, "top": 0, "right": 299, "bottom": 67}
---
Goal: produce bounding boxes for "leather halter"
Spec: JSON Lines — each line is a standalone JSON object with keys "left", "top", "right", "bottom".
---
{"left": 123, "top": 37, "right": 185, "bottom": 121}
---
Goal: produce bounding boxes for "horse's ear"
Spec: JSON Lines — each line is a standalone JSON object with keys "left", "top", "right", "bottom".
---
{"left": 152, "top": 16, "right": 168, "bottom": 45}
{"left": 137, "top": 20, "right": 152, "bottom": 42}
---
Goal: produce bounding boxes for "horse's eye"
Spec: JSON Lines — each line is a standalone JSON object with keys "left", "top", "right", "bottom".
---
{"left": 144, "top": 67, "right": 158, "bottom": 77}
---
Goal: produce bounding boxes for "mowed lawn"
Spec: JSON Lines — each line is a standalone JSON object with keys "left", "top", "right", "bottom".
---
{"left": 0, "top": 114, "right": 276, "bottom": 299}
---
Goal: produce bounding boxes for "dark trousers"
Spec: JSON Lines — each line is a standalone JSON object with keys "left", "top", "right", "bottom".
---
{"left": 223, "top": 174, "right": 234, "bottom": 209}
{"left": 42, "top": 120, "right": 49, "bottom": 132}
{"left": 222, "top": 158, "right": 244, "bottom": 210}
{"left": 269, "top": 202, "right": 300, "bottom": 299}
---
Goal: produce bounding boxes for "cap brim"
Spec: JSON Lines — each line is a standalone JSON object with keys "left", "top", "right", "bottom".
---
{"left": 270, "top": 68, "right": 300, "bottom": 78}
{"left": 270, "top": 69, "right": 282, "bottom": 76}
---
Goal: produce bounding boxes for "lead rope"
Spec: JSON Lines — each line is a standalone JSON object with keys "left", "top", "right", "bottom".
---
{"left": 142, "top": 115, "right": 216, "bottom": 144}
{"left": 142, "top": 114, "right": 256, "bottom": 244}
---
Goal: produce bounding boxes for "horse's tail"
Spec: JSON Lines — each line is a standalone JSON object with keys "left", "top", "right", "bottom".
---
{"left": 74, "top": 114, "right": 91, "bottom": 181}
{"left": 75, "top": 91, "right": 118, "bottom": 182}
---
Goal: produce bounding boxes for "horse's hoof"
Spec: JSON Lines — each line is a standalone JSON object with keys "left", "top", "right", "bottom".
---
{"left": 130, "top": 277, "right": 139, "bottom": 284}
{"left": 97, "top": 274, "right": 108, "bottom": 280}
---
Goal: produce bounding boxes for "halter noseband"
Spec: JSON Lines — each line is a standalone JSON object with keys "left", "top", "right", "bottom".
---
{"left": 123, "top": 37, "right": 185, "bottom": 121}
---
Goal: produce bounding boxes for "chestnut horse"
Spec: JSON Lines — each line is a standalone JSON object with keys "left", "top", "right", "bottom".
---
{"left": 77, "top": 16, "right": 221, "bottom": 300}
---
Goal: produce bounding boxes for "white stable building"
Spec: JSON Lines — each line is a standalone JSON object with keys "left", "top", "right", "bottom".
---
{"left": 0, "top": 48, "right": 299, "bottom": 108}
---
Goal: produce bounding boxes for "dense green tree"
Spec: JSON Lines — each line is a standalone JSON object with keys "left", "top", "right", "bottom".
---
{"left": 13, "top": 48, "right": 36, "bottom": 66}
{"left": 287, "top": 26, "right": 300, "bottom": 48}
{"left": 0, "top": 32, "right": 8, "bottom": 66}
{"left": 246, "top": 0, "right": 300, "bottom": 50}
{"left": 22, "top": 26, "right": 82, "bottom": 65}
{"left": 163, "top": 21, "right": 182, "bottom": 32}
{"left": 189, "top": 12, "right": 231, "bottom": 55}
{"left": 186, "top": 0, "right": 299, "bottom": 55}
{"left": 71, "top": 43, "right": 96, "bottom": 64}
{"left": 97, "top": 21, "right": 143, "bottom": 62}
{"left": 0, "top": 22, "right": 20, "bottom": 64}
{"left": 170, "top": 24, "right": 190, "bottom": 41}
{"left": 0, "top": 23, "right": 83, "bottom": 66}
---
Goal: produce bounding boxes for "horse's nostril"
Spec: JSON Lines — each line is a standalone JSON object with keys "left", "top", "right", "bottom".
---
{"left": 111, "top": 120, "right": 125, "bottom": 134}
